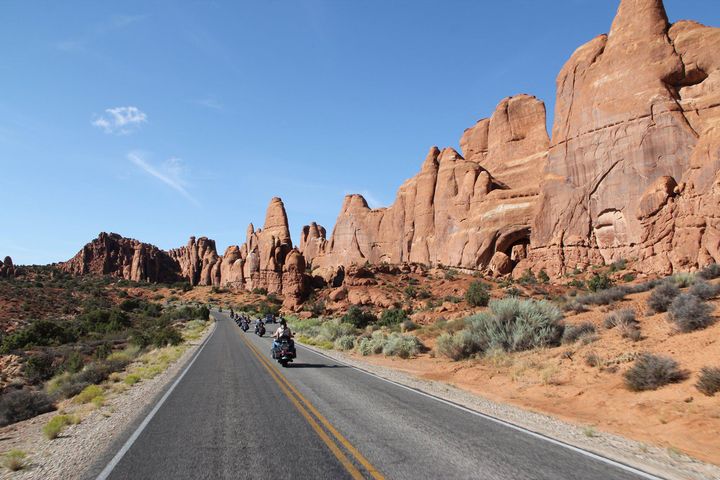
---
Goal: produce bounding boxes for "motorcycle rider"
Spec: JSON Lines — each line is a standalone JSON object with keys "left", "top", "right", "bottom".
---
{"left": 271, "top": 319, "right": 295, "bottom": 354}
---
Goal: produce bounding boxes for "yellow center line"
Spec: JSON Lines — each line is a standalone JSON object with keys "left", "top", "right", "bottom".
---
{"left": 238, "top": 330, "right": 365, "bottom": 480}
{"left": 245, "top": 338, "right": 386, "bottom": 480}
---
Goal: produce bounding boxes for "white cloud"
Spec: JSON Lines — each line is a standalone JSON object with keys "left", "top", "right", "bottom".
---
{"left": 92, "top": 106, "right": 147, "bottom": 135}
{"left": 128, "top": 152, "right": 199, "bottom": 205}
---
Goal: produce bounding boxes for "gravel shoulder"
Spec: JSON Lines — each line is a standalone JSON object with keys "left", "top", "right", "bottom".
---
{"left": 296, "top": 342, "right": 720, "bottom": 480}
{"left": 0, "top": 321, "right": 215, "bottom": 480}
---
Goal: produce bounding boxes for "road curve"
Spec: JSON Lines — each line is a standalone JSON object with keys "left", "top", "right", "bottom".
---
{"left": 88, "top": 312, "right": 659, "bottom": 480}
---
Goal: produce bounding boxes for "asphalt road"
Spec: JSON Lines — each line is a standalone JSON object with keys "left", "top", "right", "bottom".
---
{"left": 90, "top": 312, "right": 659, "bottom": 480}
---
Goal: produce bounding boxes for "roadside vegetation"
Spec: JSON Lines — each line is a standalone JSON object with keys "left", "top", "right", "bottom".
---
{"left": 0, "top": 268, "right": 210, "bottom": 429}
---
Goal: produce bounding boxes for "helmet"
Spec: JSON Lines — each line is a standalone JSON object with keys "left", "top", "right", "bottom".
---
{"left": 280, "top": 319, "right": 287, "bottom": 327}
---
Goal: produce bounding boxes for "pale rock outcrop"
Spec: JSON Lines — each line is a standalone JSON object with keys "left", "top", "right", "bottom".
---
{"left": 299, "top": 222, "right": 327, "bottom": 266}
{"left": 529, "top": 0, "right": 720, "bottom": 275}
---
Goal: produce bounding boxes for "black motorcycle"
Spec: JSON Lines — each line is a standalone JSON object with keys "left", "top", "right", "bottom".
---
{"left": 271, "top": 338, "right": 296, "bottom": 367}
{"left": 240, "top": 320, "right": 249, "bottom": 332}
{"left": 255, "top": 323, "right": 266, "bottom": 337}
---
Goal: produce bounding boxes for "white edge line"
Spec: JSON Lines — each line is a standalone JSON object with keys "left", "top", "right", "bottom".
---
{"left": 295, "top": 343, "right": 665, "bottom": 480}
{"left": 95, "top": 322, "right": 217, "bottom": 480}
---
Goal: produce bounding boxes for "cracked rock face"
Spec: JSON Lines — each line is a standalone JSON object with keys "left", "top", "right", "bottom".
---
{"left": 529, "top": 0, "right": 720, "bottom": 275}
{"left": 303, "top": 94, "right": 548, "bottom": 275}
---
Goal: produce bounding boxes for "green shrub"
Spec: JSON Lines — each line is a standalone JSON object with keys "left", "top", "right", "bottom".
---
{"left": 130, "top": 316, "right": 182, "bottom": 348}
{"left": 382, "top": 333, "right": 423, "bottom": 359}
{"left": 334, "top": 335, "right": 355, "bottom": 351}
{"left": 342, "top": 306, "right": 377, "bottom": 329}
{"left": 609, "top": 258, "right": 627, "bottom": 272}
{"left": 358, "top": 332, "right": 387, "bottom": 356}
{"left": 74, "top": 385, "right": 104, "bottom": 404}
{"left": 0, "top": 320, "right": 77, "bottom": 354}
{"left": 24, "top": 351, "right": 57, "bottom": 384}
{"left": 77, "top": 308, "right": 131, "bottom": 334}
{"left": 562, "top": 322, "right": 596, "bottom": 345}
{"left": 587, "top": 273, "right": 613, "bottom": 292}
{"left": 647, "top": 282, "right": 680, "bottom": 313}
{"left": 696, "top": 367, "right": 720, "bottom": 396}
{"left": 63, "top": 350, "right": 84, "bottom": 373}
{"left": 518, "top": 269, "right": 537, "bottom": 285}
{"left": 2, "top": 450, "right": 27, "bottom": 471}
{"left": 437, "top": 298, "right": 563, "bottom": 360}
{"left": 401, "top": 319, "right": 419, "bottom": 332}
{"left": 671, "top": 272, "right": 696, "bottom": 288}
{"left": 404, "top": 285, "right": 417, "bottom": 299}
{"left": 198, "top": 305, "right": 210, "bottom": 320}
{"left": 378, "top": 308, "right": 408, "bottom": 327}
{"left": 436, "top": 330, "right": 485, "bottom": 361}
{"left": 624, "top": 354, "right": 688, "bottom": 391}
{"left": 43, "top": 414, "right": 75, "bottom": 439}
{"left": 124, "top": 373, "right": 141, "bottom": 385}
{"left": 465, "top": 281, "right": 490, "bottom": 307}
{"left": 667, "top": 293, "right": 715, "bottom": 332}
{"left": 0, "top": 390, "right": 54, "bottom": 426}
{"left": 318, "top": 321, "right": 356, "bottom": 342}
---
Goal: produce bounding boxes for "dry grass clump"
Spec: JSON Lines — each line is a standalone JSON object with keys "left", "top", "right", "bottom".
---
{"left": 2, "top": 449, "right": 27, "bottom": 471}
{"left": 624, "top": 354, "right": 688, "bottom": 391}
{"left": 689, "top": 280, "right": 720, "bottom": 300}
{"left": 647, "top": 282, "right": 680, "bottom": 313}
{"left": 561, "top": 322, "right": 596, "bottom": 345}
{"left": 667, "top": 293, "right": 715, "bottom": 333}
{"left": 696, "top": 367, "right": 720, "bottom": 396}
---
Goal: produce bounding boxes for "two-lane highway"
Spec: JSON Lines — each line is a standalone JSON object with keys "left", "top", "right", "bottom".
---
{"left": 90, "top": 312, "right": 660, "bottom": 480}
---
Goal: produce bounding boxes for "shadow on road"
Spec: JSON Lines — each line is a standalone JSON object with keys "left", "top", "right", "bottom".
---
{"left": 288, "top": 363, "right": 347, "bottom": 369}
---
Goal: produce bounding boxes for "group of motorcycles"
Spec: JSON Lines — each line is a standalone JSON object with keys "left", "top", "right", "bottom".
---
{"left": 229, "top": 310, "right": 296, "bottom": 367}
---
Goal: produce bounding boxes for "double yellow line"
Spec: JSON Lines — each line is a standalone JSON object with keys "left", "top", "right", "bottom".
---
{"left": 239, "top": 332, "right": 385, "bottom": 480}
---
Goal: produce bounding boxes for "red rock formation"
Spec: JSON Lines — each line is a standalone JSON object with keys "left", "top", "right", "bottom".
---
{"left": 168, "top": 237, "right": 222, "bottom": 286}
{"left": 528, "top": 0, "right": 720, "bottom": 275}
{"left": 305, "top": 94, "right": 548, "bottom": 276}
{"left": 299, "top": 222, "right": 327, "bottom": 266}
{"left": 60, "top": 232, "right": 181, "bottom": 283}
{"left": 0, "top": 256, "right": 15, "bottom": 278}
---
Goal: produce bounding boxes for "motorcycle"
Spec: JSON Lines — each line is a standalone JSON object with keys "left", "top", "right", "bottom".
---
{"left": 240, "top": 320, "right": 249, "bottom": 332}
{"left": 272, "top": 338, "right": 296, "bottom": 367}
{"left": 255, "top": 323, "right": 266, "bottom": 337}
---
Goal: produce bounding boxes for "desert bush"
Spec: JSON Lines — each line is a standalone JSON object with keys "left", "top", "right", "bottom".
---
{"left": 573, "top": 286, "right": 628, "bottom": 307}
{"left": 518, "top": 269, "right": 537, "bottom": 285}
{"left": 382, "top": 333, "right": 423, "bottom": 359}
{"left": 438, "top": 298, "right": 563, "bottom": 360}
{"left": 619, "top": 323, "right": 642, "bottom": 342}
{"left": 24, "top": 351, "right": 57, "bottom": 384}
{"left": 74, "top": 384, "right": 104, "bottom": 404}
{"left": 435, "top": 330, "right": 485, "bottom": 361}
{"left": 342, "top": 306, "right": 377, "bottom": 329}
{"left": 401, "top": 319, "right": 418, "bottom": 332}
{"left": 2, "top": 449, "right": 27, "bottom": 471}
{"left": 0, "top": 389, "right": 54, "bottom": 426}
{"left": 624, "top": 354, "right": 688, "bottom": 391}
{"left": 124, "top": 373, "right": 141, "bottom": 385}
{"left": 465, "top": 281, "right": 490, "bottom": 307}
{"left": 77, "top": 308, "right": 131, "bottom": 335}
{"left": 0, "top": 320, "right": 77, "bottom": 354}
{"left": 47, "top": 357, "right": 129, "bottom": 400}
{"left": 63, "top": 350, "right": 84, "bottom": 373}
{"left": 587, "top": 273, "right": 614, "bottom": 292}
{"left": 378, "top": 308, "right": 408, "bottom": 327}
{"left": 537, "top": 269, "right": 550, "bottom": 284}
{"left": 667, "top": 293, "right": 715, "bottom": 333}
{"left": 585, "top": 352, "right": 601, "bottom": 368}
{"left": 689, "top": 280, "right": 720, "bottom": 300}
{"left": 671, "top": 272, "right": 696, "bottom": 288}
{"left": 358, "top": 331, "right": 387, "bottom": 356}
{"left": 318, "top": 321, "right": 356, "bottom": 342}
{"left": 647, "top": 282, "right": 680, "bottom": 313}
{"left": 698, "top": 263, "right": 720, "bottom": 280}
{"left": 562, "top": 322, "right": 596, "bottom": 345}
{"left": 333, "top": 335, "right": 355, "bottom": 351}
{"left": 604, "top": 309, "right": 637, "bottom": 329}
{"left": 609, "top": 258, "right": 627, "bottom": 272}
{"left": 130, "top": 316, "right": 182, "bottom": 348}
{"left": 696, "top": 367, "right": 720, "bottom": 396}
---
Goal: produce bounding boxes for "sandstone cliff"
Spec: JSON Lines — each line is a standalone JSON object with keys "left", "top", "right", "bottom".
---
{"left": 529, "top": 0, "right": 720, "bottom": 276}
{"left": 303, "top": 94, "right": 549, "bottom": 276}
{"left": 60, "top": 232, "right": 182, "bottom": 283}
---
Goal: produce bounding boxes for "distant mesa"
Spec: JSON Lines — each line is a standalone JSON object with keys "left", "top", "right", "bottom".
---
{"left": 59, "top": 0, "right": 720, "bottom": 297}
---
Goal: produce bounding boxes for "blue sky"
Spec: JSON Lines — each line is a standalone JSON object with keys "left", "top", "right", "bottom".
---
{"left": 1, "top": 1, "right": 718, "bottom": 265}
